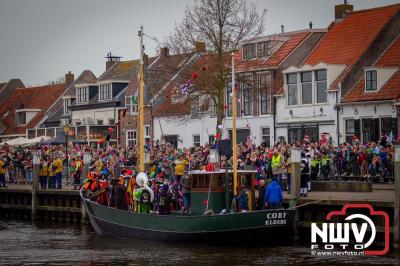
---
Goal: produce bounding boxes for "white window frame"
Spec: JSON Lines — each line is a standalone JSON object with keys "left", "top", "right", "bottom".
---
{"left": 76, "top": 87, "right": 89, "bottom": 104}
{"left": 145, "top": 125, "right": 151, "bottom": 139}
{"left": 286, "top": 73, "right": 298, "bottom": 107}
{"left": 365, "top": 70, "right": 378, "bottom": 92}
{"left": 315, "top": 69, "right": 328, "bottom": 104}
{"left": 242, "top": 43, "right": 256, "bottom": 60}
{"left": 286, "top": 69, "right": 329, "bottom": 107}
{"left": 240, "top": 74, "right": 253, "bottom": 117}
{"left": 193, "top": 134, "right": 201, "bottom": 147}
{"left": 257, "top": 72, "right": 271, "bottom": 115}
{"left": 63, "top": 98, "right": 71, "bottom": 115}
{"left": 125, "top": 95, "right": 138, "bottom": 115}
{"left": 261, "top": 127, "right": 271, "bottom": 147}
{"left": 300, "top": 71, "right": 313, "bottom": 105}
{"left": 126, "top": 130, "right": 136, "bottom": 147}
{"left": 209, "top": 95, "right": 218, "bottom": 117}
{"left": 99, "top": 83, "right": 113, "bottom": 101}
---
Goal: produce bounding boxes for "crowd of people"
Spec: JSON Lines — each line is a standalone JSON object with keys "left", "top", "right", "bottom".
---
{"left": 0, "top": 135, "right": 398, "bottom": 212}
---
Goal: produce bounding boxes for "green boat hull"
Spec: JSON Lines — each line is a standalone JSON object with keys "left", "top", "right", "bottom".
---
{"left": 82, "top": 193, "right": 295, "bottom": 243}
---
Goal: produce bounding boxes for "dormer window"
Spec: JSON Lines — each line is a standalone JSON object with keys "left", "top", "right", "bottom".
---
{"left": 77, "top": 87, "right": 89, "bottom": 104}
{"left": 365, "top": 70, "right": 377, "bottom": 91}
{"left": 16, "top": 111, "right": 26, "bottom": 125}
{"left": 14, "top": 108, "right": 40, "bottom": 126}
{"left": 257, "top": 41, "right": 271, "bottom": 57}
{"left": 99, "top": 83, "right": 112, "bottom": 101}
{"left": 243, "top": 43, "right": 256, "bottom": 60}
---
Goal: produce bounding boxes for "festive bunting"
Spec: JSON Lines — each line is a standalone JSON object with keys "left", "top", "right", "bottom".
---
{"left": 191, "top": 72, "right": 199, "bottom": 80}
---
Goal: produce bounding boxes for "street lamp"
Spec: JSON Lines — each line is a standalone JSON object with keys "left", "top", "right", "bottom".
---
{"left": 63, "top": 124, "right": 71, "bottom": 181}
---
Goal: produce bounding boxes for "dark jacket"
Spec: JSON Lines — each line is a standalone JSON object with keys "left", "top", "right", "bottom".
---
{"left": 257, "top": 185, "right": 266, "bottom": 210}
{"left": 265, "top": 180, "right": 282, "bottom": 204}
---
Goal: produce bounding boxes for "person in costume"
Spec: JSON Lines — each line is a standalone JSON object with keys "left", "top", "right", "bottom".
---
{"left": 39, "top": 157, "right": 48, "bottom": 189}
{"left": 158, "top": 183, "right": 172, "bottom": 215}
{"left": 47, "top": 157, "right": 56, "bottom": 189}
{"left": 134, "top": 172, "right": 154, "bottom": 214}
{"left": 114, "top": 170, "right": 128, "bottom": 210}
{"left": 97, "top": 173, "right": 109, "bottom": 206}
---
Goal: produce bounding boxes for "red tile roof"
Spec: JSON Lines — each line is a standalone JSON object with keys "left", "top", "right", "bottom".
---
{"left": 266, "top": 32, "right": 311, "bottom": 67}
{"left": 305, "top": 4, "right": 400, "bottom": 66}
{"left": 0, "top": 84, "right": 66, "bottom": 135}
{"left": 235, "top": 31, "right": 311, "bottom": 72}
{"left": 342, "top": 35, "right": 400, "bottom": 102}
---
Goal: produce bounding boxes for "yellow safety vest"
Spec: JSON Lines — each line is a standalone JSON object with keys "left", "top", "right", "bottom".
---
{"left": 271, "top": 155, "right": 282, "bottom": 169}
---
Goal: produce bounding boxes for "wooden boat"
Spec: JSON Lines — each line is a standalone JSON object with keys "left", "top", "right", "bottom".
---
{"left": 81, "top": 170, "right": 295, "bottom": 243}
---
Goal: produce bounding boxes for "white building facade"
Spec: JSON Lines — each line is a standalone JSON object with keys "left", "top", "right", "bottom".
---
{"left": 276, "top": 63, "right": 346, "bottom": 145}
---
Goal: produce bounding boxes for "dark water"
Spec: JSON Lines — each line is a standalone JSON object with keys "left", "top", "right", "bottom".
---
{"left": 0, "top": 220, "right": 398, "bottom": 266}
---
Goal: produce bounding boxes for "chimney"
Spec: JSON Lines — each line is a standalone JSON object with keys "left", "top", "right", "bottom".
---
{"left": 160, "top": 47, "right": 169, "bottom": 57}
{"left": 335, "top": 0, "right": 353, "bottom": 20}
{"left": 195, "top": 42, "right": 206, "bottom": 53}
{"left": 105, "top": 52, "right": 122, "bottom": 70}
{"left": 64, "top": 71, "right": 74, "bottom": 87}
{"left": 281, "top": 25, "right": 284, "bottom": 33}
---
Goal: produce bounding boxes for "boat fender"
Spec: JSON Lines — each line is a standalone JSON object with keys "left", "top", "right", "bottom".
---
{"left": 203, "top": 210, "right": 214, "bottom": 216}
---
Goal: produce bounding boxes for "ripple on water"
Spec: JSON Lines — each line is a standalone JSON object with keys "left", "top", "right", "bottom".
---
{"left": 0, "top": 220, "right": 398, "bottom": 265}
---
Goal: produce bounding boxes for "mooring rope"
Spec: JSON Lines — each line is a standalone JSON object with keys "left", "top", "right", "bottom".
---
{"left": 288, "top": 198, "right": 331, "bottom": 210}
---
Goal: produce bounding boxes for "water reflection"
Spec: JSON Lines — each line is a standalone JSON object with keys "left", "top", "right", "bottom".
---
{"left": 0, "top": 220, "right": 398, "bottom": 265}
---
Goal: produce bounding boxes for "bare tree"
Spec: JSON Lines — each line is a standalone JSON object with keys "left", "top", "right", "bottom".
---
{"left": 163, "top": 0, "right": 266, "bottom": 132}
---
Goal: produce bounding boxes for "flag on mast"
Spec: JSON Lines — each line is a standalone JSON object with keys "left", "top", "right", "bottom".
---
{"left": 131, "top": 89, "right": 138, "bottom": 105}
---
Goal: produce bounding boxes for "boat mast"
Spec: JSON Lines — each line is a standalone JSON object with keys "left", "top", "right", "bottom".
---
{"left": 231, "top": 53, "right": 238, "bottom": 196}
{"left": 138, "top": 25, "right": 145, "bottom": 172}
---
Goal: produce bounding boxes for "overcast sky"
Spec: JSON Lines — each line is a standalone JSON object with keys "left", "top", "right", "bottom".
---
{"left": 0, "top": 0, "right": 398, "bottom": 86}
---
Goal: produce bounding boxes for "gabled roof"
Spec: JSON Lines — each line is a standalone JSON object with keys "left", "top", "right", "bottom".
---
{"left": 98, "top": 60, "right": 139, "bottom": 82}
{"left": 151, "top": 53, "right": 200, "bottom": 117}
{"left": 0, "top": 79, "right": 25, "bottom": 105}
{"left": 74, "top": 70, "right": 97, "bottom": 85}
{"left": 43, "top": 70, "right": 96, "bottom": 123}
{"left": 305, "top": 4, "right": 400, "bottom": 66}
{"left": 342, "top": 35, "right": 400, "bottom": 103}
{"left": 234, "top": 31, "right": 315, "bottom": 72}
{"left": 0, "top": 83, "right": 66, "bottom": 135}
